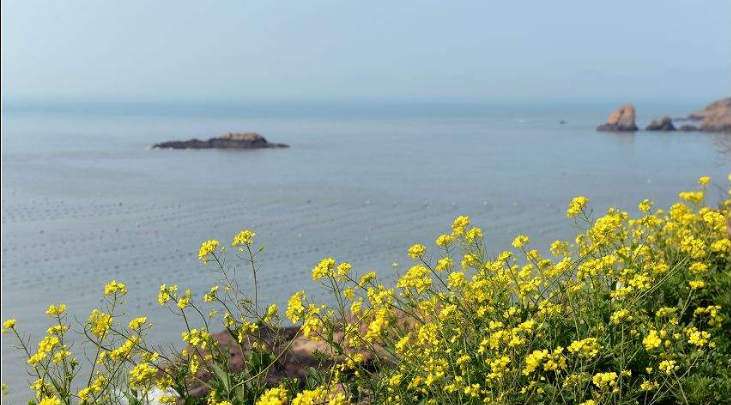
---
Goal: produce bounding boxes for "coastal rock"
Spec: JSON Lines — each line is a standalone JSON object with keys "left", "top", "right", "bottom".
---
{"left": 596, "top": 104, "right": 638, "bottom": 132}
{"left": 679, "top": 124, "right": 699, "bottom": 132}
{"left": 152, "top": 132, "right": 289, "bottom": 150}
{"left": 181, "top": 312, "right": 416, "bottom": 397}
{"left": 645, "top": 117, "right": 676, "bottom": 131}
{"left": 689, "top": 98, "right": 731, "bottom": 133}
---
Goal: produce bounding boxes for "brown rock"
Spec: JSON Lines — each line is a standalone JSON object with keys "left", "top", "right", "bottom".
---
{"left": 597, "top": 104, "right": 638, "bottom": 132}
{"left": 689, "top": 98, "right": 731, "bottom": 133}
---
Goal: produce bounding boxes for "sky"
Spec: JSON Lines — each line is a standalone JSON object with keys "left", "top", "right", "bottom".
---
{"left": 1, "top": 0, "right": 730, "bottom": 104}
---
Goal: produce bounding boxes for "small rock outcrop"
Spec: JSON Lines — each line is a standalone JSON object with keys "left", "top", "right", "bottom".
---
{"left": 153, "top": 132, "right": 289, "bottom": 150}
{"left": 689, "top": 98, "right": 731, "bottom": 133}
{"left": 679, "top": 124, "right": 699, "bottom": 132}
{"left": 597, "top": 104, "right": 638, "bottom": 132}
{"left": 645, "top": 117, "right": 676, "bottom": 131}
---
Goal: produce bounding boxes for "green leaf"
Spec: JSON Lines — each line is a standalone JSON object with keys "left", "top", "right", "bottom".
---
{"left": 212, "top": 364, "right": 231, "bottom": 393}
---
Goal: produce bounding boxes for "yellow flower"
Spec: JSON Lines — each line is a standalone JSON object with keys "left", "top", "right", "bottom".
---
{"left": 698, "top": 176, "right": 710, "bottom": 187}
{"left": 643, "top": 330, "right": 662, "bottom": 351}
{"left": 435, "top": 257, "right": 453, "bottom": 272}
{"left": 129, "top": 362, "right": 157, "bottom": 391}
{"left": 39, "top": 336, "right": 60, "bottom": 354}
{"left": 407, "top": 244, "right": 426, "bottom": 259}
{"left": 237, "top": 321, "right": 259, "bottom": 342}
{"left": 256, "top": 387, "right": 288, "bottom": 405}
{"left": 358, "top": 272, "right": 378, "bottom": 287}
{"left": 198, "top": 239, "right": 220, "bottom": 263}
{"left": 679, "top": 191, "right": 704, "bottom": 204}
{"left": 448, "top": 271, "right": 466, "bottom": 288}
{"left": 203, "top": 285, "right": 219, "bottom": 302}
{"left": 568, "top": 337, "right": 601, "bottom": 358}
{"left": 592, "top": 372, "right": 618, "bottom": 389}
{"left": 104, "top": 280, "right": 128, "bottom": 296}
{"left": 336, "top": 262, "right": 352, "bottom": 277}
{"left": 87, "top": 310, "right": 113, "bottom": 339}
{"left": 610, "top": 309, "right": 632, "bottom": 325}
{"left": 641, "top": 380, "right": 659, "bottom": 391}
{"left": 435, "top": 234, "right": 456, "bottom": 246}
{"left": 45, "top": 304, "right": 66, "bottom": 317}
{"left": 287, "top": 291, "right": 306, "bottom": 323}
{"left": 2, "top": 319, "right": 16, "bottom": 332}
{"left": 658, "top": 360, "right": 678, "bottom": 375}
{"left": 128, "top": 317, "right": 147, "bottom": 331}
{"left": 157, "top": 284, "right": 178, "bottom": 305}
{"left": 694, "top": 305, "right": 723, "bottom": 326}
{"left": 28, "top": 352, "right": 46, "bottom": 366}
{"left": 567, "top": 196, "right": 589, "bottom": 218}
{"left": 689, "top": 262, "right": 709, "bottom": 274}
{"left": 465, "top": 227, "right": 483, "bottom": 243}
{"left": 232, "top": 229, "right": 256, "bottom": 247}
{"left": 638, "top": 198, "right": 653, "bottom": 212}
{"left": 264, "top": 304, "right": 278, "bottom": 322}
{"left": 181, "top": 328, "right": 211, "bottom": 349}
{"left": 52, "top": 350, "right": 71, "bottom": 363}
{"left": 686, "top": 327, "right": 711, "bottom": 347}
{"left": 397, "top": 265, "right": 432, "bottom": 293}
{"left": 292, "top": 387, "right": 327, "bottom": 405}
{"left": 523, "top": 349, "right": 548, "bottom": 374}
{"left": 512, "top": 235, "right": 530, "bottom": 249}
{"left": 312, "top": 257, "right": 336, "bottom": 280}
{"left": 688, "top": 280, "right": 706, "bottom": 290}
{"left": 451, "top": 215, "right": 470, "bottom": 236}
{"left": 38, "top": 397, "right": 61, "bottom": 405}
{"left": 177, "top": 289, "right": 192, "bottom": 309}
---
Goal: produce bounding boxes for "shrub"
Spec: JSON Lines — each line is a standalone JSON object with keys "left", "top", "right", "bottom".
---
{"left": 4, "top": 176, "right": 730, "bottom": 405}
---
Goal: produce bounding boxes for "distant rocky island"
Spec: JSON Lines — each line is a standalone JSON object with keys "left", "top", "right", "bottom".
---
{"left": 153, "top": 132, "right": 289, "bottom": 150}
{"left": 597, "top": 97, "right": 731, "bottom": 133}
{"left": 596, "top": 104, "right": 638, "bottom": 132}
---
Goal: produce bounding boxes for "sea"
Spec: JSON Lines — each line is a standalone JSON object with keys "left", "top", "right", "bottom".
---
{"left": 1, "top": 101, "right": 729, "bottom": 401}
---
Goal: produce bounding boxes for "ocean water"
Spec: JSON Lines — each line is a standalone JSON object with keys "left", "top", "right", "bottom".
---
{"left": 1, "top": 102, "right": 729, "bottom": 400}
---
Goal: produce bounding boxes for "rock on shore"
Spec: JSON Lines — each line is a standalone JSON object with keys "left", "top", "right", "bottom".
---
{"left": 153, "top": 132, "right": 289, "bottom": 150}
{"left": 596, "top": 104, "right": 638, "bottom": 132}
{"left": 645, "top": 117, "right": 676, "bottom": 131}
{"left": 689, "top": 98, "right": 731, "bottom": 133}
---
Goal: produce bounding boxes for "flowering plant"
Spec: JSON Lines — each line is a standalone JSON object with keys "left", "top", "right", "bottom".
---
{"left": 4, "top": 176, "right": 730, "bottom": 405}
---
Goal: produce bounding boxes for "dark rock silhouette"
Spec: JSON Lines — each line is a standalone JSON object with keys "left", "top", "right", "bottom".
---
{"left": 646, "top": 117, "right": 676, "bottom": 131}
{"left": 153, "top": 132, "right": 289, "bottom": 150}
{"left": 679, "top": 125, "right": 699, "bottom": 132}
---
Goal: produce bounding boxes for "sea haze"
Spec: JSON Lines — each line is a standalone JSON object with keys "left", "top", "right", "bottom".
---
{"left": 1, "top": 101, "right": 729, "bottom": 399}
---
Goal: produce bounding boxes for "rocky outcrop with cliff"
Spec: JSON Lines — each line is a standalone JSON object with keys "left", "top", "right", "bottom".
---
{"left": 596, "top": 98, "right": 731, "bottom": 133}
{"left": 689, "top": 98, "right": 731, "bottom": 133}
{"left": 596, "top": 104, "right": 638, "bottom": 132}
{"left": 153, "top": 132, "right": 289, "bottom": 150}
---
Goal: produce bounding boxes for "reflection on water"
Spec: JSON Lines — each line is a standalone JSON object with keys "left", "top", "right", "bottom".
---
{"left": 713, "top": 134, "right": 731, "bottom": 157}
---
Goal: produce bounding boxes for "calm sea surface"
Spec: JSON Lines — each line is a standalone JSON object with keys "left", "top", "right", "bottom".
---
{"left": 1, "top": 102, "right": 729, "bottom": 400}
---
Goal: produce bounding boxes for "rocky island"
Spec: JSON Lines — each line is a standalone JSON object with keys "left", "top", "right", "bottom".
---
{"left": 596, "top": 98, "right": 731, "bottom": 133}
{"left": 596, "top": 104, "right": 638, "bottom": 132}
{"left": 153, "top": 132, "right": 289, "bottom": 150}
{"left": 688, "top": 97, "right": 731, "bottom": 132}
{"left": 645, "top": 116, "right": 676, "bottom": 131}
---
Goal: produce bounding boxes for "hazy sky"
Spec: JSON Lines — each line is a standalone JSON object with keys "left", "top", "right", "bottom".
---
{"left": 2, "top": 0, "right": 729, "bottom": 103}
